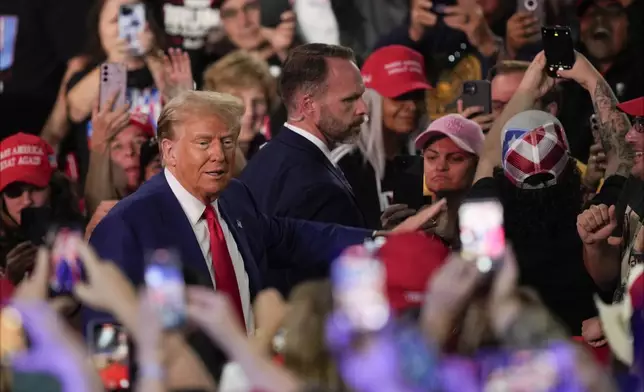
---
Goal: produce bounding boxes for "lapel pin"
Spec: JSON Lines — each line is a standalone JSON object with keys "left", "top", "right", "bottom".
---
{"left": 237, "top": 220, "right": 243, "bottom": 229}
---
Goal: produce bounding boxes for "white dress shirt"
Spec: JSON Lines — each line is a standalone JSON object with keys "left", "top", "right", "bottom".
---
{"left": 284, "top": 122, "right": 337, "bottom": 167}
{"left": 164, "top": 169, "right": 254, "bottom": 332}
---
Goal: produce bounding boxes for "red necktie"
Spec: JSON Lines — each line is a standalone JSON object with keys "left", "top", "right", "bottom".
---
{"left": 203, "top": 204, "right": 246, "bottom": 330}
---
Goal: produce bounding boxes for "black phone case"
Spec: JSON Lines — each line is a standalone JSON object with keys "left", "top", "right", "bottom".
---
{"left": 460, "top": 81, "right": 492, "bottom": 115}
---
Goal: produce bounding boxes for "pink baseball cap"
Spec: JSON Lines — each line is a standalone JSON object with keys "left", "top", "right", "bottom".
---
{"left": 414, "top": 114, "right": 485, "bottom": 156}
{"left": 361, "top": 45, "right": 431, "bottom": 98}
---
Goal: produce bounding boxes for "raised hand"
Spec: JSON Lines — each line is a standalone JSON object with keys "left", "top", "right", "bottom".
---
{"left": 409, "top": 0, "right": 438, "bottom": 41}
{"left": 457, "top": 99, "right": 495, "bottom": 133}
{"left": 517, "top": 51, "right": 556, "bottom": 100}
{"left": 260, "top": 11, "right": 296, "bottom": 55}
{"left": 576, "top": 204, "right": 621, "bottom": 246}
{"left": 505, "top": 12, "right": 540, "bottom": 57}
{"left": 161, "top": 48, "right": 194, "bottom": 102}
{"left": 90, "top": 91, "right": 130, "bottom": 152}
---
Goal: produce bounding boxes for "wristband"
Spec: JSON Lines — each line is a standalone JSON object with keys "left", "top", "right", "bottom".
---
{"left": 138, "top": 362, "right": 165, "bottom": 381}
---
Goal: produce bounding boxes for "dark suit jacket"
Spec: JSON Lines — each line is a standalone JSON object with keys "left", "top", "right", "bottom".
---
{"left": 84, "top": 172, "right": 371, "bottom": 378}
{"left": 239, "top": 126, "right": 368, "bottom": 294}
{"left": 87, "top": 171, "right": 371, "bottom": 309}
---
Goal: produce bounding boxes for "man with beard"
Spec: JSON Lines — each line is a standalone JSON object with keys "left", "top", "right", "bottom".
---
{"left": 558, "top": 0, "right": 644, "bottom": 165}
{"left": 240, "top": 43, "right": 368, "bottom": 294}
{"left": 466, "top": 51, "right": 627, "bottom": 336}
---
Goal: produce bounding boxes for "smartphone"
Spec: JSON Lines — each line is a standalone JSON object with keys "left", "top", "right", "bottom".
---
{"left": 542, "top": 26, "right": 575, "bottom": 77}
{"left": 19, "top": 206, "right": 51, "bottom": 246}
{"left": 119, "top": 3, "right": 146, "bottom": 56}
{"left": 48, "top": 227, "right": 83, "bottom": 295}
{"left": 260, "top": 0, "right": 292, "bottom": 28}
{"left": 460, "top": 80, "right": 492, "bottom": 115}
{"left": 0, "top": 306, "right": 29, "bottom": 364}
{"left": 144, "top": 248, "right": 186, "bottom": 330}
{"left": 331, "top": 244, "right": 390, "bottom": 332}
{"left": 99, "top": 62, "right": 127, "bottom": 110}
{"left": 517, "top": 0, "right": 545, "bottom": 33}
{"left": 458, "top": 199, "right": 505, "bottom": 273}
{"left": 88, "top": 321, "right": 130, "bottom": 391}
{"left": 432, "top": 0, "right": 457, "bottom": 15}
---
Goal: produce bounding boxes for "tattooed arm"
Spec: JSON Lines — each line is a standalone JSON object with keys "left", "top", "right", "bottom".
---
{"left": 586, "top": 77, "right": 632, "bottom": 178}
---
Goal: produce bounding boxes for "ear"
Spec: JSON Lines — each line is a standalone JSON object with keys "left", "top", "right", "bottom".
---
{"left": 546, "top": 102, "right": 558, "bottom": 117}
{"left": 301, "top": 94, "right": 318, "bottom": 118}
{"left": 160, "top": 138, "right": 177, "bottom": 167}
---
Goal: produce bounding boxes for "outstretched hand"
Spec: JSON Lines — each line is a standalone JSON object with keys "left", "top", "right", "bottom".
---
{"left": 161, "top": 48, "right": 194, "bottom": 102}
{"left": 391, "top": 198, "right": 447, "bottom": 233}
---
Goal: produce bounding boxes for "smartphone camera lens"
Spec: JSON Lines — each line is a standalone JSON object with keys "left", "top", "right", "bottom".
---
{"left": 525, "top": 0, "right": 537, "bottom": 11}
{"left": 120, "top": 6, "right": 132, "bottom": 15}
{"left": 464, "top": 83, "right": 477, "bottom": 95}
{"left": 103, "top": 78, "right": 108, "bottom": 83}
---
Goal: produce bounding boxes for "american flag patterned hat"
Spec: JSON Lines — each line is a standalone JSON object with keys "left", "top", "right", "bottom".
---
{"left": 501, "top": 110, "right": 570, "bottom": 189}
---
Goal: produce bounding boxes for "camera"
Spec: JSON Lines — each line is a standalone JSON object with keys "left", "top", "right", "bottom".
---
{"left": 524, "top": 0, "right": 538, "bottom": 12}
{"left": 120, "top": 5, "right": 133, "bottom": 16}
{"left": 463, "top": 82, "right": 477, "bottom": 95}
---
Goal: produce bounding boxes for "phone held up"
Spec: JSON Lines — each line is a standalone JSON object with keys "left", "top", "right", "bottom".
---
{"left": 47, "top": 226, "right": 83, "bottom": 296}
{"left": 331, "top": 242, "right": 390, "bottom": 332}
{"left": 458, "top": 199, "right": 506, "bottom": 273}
{"left": 144, "top": 248, "right": 186, "bottom": 330}
{"left": 98, "top": 62, "right": 127, "bottom": 111}
{"left": 460, "top": 80, "right": 492, "bottom": 115}
{"left": 541, "top": 26, "right": 575, "bottom": 77}
{"left": 118, "top": 2, "right": 146, "bottom": 56}
{"left": 88, "top": 321, "right": 130, "bottom": 391}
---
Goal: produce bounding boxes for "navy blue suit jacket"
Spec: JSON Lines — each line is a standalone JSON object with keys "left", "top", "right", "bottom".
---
{"left": 85, "top": 172, "right": 372, "bottom": 325}
{"left": 239, "top": 127, "right": 368, "bottom": 293}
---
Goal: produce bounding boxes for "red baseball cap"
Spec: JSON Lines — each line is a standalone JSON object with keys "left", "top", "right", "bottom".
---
{"left": 361, "top": 45, "right": 431, "bottom": 98}
{"left": 129, "top": 112, "right": 155, "bottom": 137}
{"left": 0, "top": 133, "right": 57, "bottom": 193}
{"left": 617, "top": 97, "right": 644, "bottom": 117}
{"left": 376, "top": 232, "right": 450, "bottom": 312}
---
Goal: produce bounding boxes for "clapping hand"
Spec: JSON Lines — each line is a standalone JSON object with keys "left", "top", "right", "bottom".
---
{"left": 161, "top": 48, "right": 194, "bottom": 102}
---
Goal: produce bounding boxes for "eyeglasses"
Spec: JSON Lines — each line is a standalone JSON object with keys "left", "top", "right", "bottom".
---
{"left": 2, "top": 183, "right": 46, "bottom": 199}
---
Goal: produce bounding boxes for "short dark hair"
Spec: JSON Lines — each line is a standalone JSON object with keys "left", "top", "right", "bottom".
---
{"left": 278, "top": 43, "right": 356, "bottom": 111}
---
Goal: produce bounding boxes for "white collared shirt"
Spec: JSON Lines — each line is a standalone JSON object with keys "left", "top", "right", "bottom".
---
{"left": 164, "top": 169, "right": 253, "bottom": 333}
{"left": 284, "top": 122, "right": 337, "bottom": 167}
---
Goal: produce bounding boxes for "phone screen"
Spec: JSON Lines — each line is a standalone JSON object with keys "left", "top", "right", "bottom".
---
{"left": 89, "top": 322, "right": 130, "bottom": 391}
{"left": 331, "top": 244, "right": 390, "bottom": 332}
{"left": 144, "top": 249, "right": 186, "bottom": 329}
{"left": 20, "top": 207, "right": 51, "bottom": 246}
{"left": 49, "top": 227, "right": 83, "bottom": 295}
{"left": 119, "top": 3, "right": 146, "bottom": 56}
{"left": 458, "top": 200, "right": 505, "bottom": 273}
{"left": 542, "top": 26, "right": 575, "bottom": 73}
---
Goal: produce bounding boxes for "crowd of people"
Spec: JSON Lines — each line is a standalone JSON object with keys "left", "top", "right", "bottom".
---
{"left": 0, "top": 0, "right": 643, "bottom": 390}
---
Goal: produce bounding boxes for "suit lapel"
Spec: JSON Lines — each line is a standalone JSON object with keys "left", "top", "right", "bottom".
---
{"left": 278, "top": 127, "right": 356, "bottom": 198}
{"left": 153, "top": 174, "right": 212, "bottom": 285}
